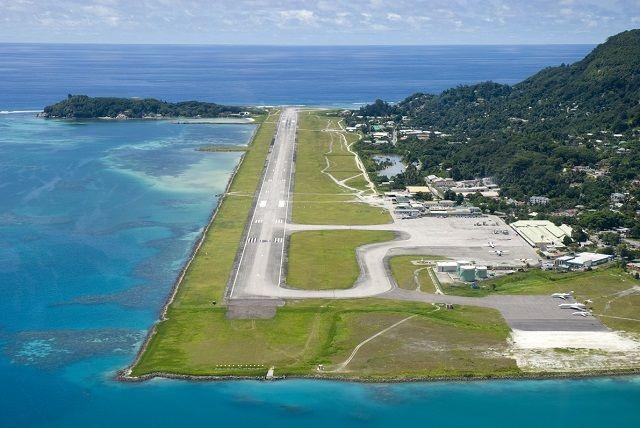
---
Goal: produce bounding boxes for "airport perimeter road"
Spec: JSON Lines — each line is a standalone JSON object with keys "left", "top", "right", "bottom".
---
{"left": 228, "top": 108, "right": 297, "bottom": 300}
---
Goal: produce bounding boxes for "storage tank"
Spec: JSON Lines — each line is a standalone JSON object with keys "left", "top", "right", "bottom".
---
{"left": 475, "top": 266, "right": 488, "bottom": 279}
{"left": 459, "top": 265, "right": 476, "bottom": 282}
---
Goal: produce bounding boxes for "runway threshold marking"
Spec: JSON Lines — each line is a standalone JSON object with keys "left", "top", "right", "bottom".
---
{"left": 228, "top": 113, "right": 285, "bottom": 298}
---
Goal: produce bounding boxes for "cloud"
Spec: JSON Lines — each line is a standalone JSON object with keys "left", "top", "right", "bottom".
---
{"left": 0, "top": 0, "right": 637, "bottom": 44}
{"left": 278, "top": 9, "right": 316, "bottom": 25}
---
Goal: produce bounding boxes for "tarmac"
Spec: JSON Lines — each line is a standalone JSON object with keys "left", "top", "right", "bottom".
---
{"left": 226, "top": 108, "right": 609, "bottom": 333}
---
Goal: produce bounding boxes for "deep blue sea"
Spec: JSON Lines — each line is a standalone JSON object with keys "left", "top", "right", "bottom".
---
{"left": 1, "top": 44, "right": 638, "bottom": 427}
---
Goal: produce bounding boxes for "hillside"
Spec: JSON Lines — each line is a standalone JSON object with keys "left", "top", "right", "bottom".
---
{"left": 395, "top": 29, "right": 640, "bottom": 135}
{"left": 352, "top": 29, "right": 640, "bottom": 238}
{"left": 41, "top": 95, "right": 257, "bottom": 119}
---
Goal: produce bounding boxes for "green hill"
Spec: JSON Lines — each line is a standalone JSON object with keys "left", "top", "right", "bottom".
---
{"left": 355, "top": 30, "right": 640, "bottom": 205}
{"left": 41, "top": 95, "right": 258, "bottom": 119}
{"left": 395, "top": 29, "right": 640, "bottom": 135}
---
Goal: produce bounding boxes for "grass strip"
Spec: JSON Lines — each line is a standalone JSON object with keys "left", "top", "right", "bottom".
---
{"left": 287, "top": 230, "right": 395, "bottom": 290}
{"left": 130, "top": 111, "right": 279, "bottom": 375}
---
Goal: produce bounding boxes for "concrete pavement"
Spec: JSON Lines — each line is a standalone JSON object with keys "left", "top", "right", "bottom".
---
{"left": 225, "top": 107, "right": 607, "bottom": 332}
{"left": 228, "top": 108, "right": 297, "bottom": 300}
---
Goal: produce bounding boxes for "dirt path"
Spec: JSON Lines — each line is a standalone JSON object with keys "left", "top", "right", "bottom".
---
{"left": 329, "top": 314, "right": 418, "bottom": 372}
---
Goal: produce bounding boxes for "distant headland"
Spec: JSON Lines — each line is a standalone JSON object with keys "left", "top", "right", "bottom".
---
{"left": 40, "top": 95, "right": 262, "bottom": 119}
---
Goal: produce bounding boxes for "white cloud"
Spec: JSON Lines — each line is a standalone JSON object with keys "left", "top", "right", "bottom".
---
{"left": 0, "top": 0, "right": 637, "bottom": 44}
{"left": 278, "top": 9, "right": 316, "bottom": 25}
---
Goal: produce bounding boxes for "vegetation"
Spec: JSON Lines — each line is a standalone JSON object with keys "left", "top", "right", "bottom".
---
{"left": 196, "top": 145, "right": 247, "bottom": 152}
{"left": 388, "top": 255, "right": 446, "bottom": 293}
{"left": 287, "top": 230, "right": 395, "bottom": 290}
{"left": 292, "top": 111, "right": 391, "bottom": 225}
{"left": 131, "top": 111, "right": 278, "bottom": 373}
{"left": 353, "top": 30, "right": 640, "bottom": 235}
{"left": 132, "top": 298, "right": 517, "bottom": 379}
{"left": 42, "top": 95, "right": 260, "bottom": 119}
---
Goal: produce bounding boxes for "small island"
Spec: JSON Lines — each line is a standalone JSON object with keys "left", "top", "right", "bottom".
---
{"left": 40, "top": 94, "right": 262, "bottom": 119}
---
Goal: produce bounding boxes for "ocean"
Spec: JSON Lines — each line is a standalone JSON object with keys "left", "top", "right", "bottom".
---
{"left": 0, "top": 44, "right": 638, "bottom": 427}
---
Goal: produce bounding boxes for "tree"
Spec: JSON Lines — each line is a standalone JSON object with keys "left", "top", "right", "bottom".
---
{"left": 414, "top": 192, "right": 433, "bottom": 201}
{"left": 443, "top": 189, "right": 457, "bottom": 201}
{"left": 572, "top": 228, "right": 588, "bottom": 243}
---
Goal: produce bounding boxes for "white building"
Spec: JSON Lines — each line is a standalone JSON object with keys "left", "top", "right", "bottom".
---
{"left": 510, "top": 220, "right": 572, "bottom": 248}
{"left": 529, "top": 196, "right": 550, "bottom": 205}
{"left": 556, "top": 252, "right": 614, "bottom": 269}
{"left": 611, "top": 192, "right": 626, "bottom": 203}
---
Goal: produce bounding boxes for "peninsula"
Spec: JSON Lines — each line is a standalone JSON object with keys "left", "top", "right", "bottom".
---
{"left": 40, "top": 94, "right": 261, "bottom": 119}
{"left": 120, "top": 30, "right": 639, "bottom": 381}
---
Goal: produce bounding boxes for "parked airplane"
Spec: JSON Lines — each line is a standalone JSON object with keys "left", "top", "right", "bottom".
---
{"left": 551, "top": 292, "right": 573, "bottom": 300}
{"left": 559, "top": 303, "right": 587, "bottom": 310}
{"left": 488, "top": 241, "right": 496, "bottom": 248}
{"left": 572, "top": 311, "right": 591, "bottom": 317}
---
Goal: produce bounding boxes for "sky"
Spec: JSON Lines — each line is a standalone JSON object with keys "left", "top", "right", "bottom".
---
{"left": 0, "top": 0, "right": 639, "bottom": 45}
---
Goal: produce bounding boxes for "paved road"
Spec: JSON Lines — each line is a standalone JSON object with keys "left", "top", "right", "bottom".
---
{"left": 228, "top": 108, "right": 297, "bottom": 300}
{"left": 277, "top": 215, "right": 539, "bottom": 298}
{"left": 225, "top": 108, "right": 606, "bottom": 332}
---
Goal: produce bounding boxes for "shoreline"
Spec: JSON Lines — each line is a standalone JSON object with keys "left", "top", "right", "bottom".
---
{"left": 119, "top": 366, "right": 640, "bottom": 384}
{"left": 118, "top": 109, "right": 639, "bottom": 384}
{"left": 118, "top": 122, "right": 261, "bottom": 381}
{"left": 39, "top": 116, "right": 256, "bottom": 124}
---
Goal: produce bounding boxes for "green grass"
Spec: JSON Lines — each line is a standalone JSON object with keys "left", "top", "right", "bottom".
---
{"left": 323, "top": 305, "right": 517, "bottom": 378}
{"left": 389, "top": 255, "right": 446, "bottom": 293}
{"left": 444, "top": 266, "right": 640, "bottom": 333}
{"left": 287, "top": 230, "right": 395, "bottom": 290}
{"left": 130, "top": 110, "right": 523, "bottom": 380}
{"left": 131, "top": 111, "right": 280, "bottom": 374}
{"left": 292, "top": 112, "right": 391, "bottom": 225}
{"left": 131, "top": 298, "right": 518, "bottom": 379}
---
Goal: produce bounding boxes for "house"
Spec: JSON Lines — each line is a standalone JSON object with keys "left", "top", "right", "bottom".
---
{"left": 611, "top": 192, "right": 626, "bottom": 203}
{"left": 529, "top": 196, "right": 550, "bottom": 205}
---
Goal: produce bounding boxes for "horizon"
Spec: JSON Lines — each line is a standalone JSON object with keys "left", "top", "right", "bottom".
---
{"left": 2, "top": 1, "right": 639, "bottom": 45}
{"left": 0, "top": 41, "right": 598, "bottom": 47}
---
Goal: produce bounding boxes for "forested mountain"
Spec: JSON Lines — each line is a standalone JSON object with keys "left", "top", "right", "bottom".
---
{"left": 356, "top": 30, "right": 640, "bottom": 203}
{"left": 41, "top": 95, "right": 256, "bottom": 119}
{"left": 393, "top": 29, "right": 640, "bottom": 135}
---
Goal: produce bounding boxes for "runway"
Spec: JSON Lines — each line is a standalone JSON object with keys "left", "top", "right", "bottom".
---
{"left": 228, "top": 108, "right": 297, "bottom": 300}
{"left": 225, "top": 108, "right": 607, "bottom": 332}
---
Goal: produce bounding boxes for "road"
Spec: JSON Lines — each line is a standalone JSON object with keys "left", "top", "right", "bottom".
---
{"left": 228, "top": 108, "right": 297, "bottom": 300}
{"left": 225, "top": 108, "right": 607, "bottom": 332}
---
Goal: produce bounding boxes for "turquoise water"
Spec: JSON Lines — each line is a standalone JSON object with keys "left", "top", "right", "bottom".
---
{"left": 0, "top": 44, "right": 638, "bottom": 427}
{"left": 1, "top": 116, "right": 638, "bottom": 428}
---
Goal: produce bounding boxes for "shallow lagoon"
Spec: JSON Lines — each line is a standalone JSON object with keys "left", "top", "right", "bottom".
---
{"left": 0, "top": 44, "right": 638, "bottom": 427}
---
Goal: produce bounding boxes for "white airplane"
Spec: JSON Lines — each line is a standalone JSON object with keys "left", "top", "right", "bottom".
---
{"left": 488, "top": 241, "right": 496, "bottom": 248}
{"left": 559, "top": 303, "right": 587, "bottom": 310}
{"left": 551, "top": 292, "right": 573, "bottom": 300}
{"left": 584, "top": 299, "right": 593, "bottom": 304}
{"left": 572, "top": 311, "right": 591, "bottom": 317}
